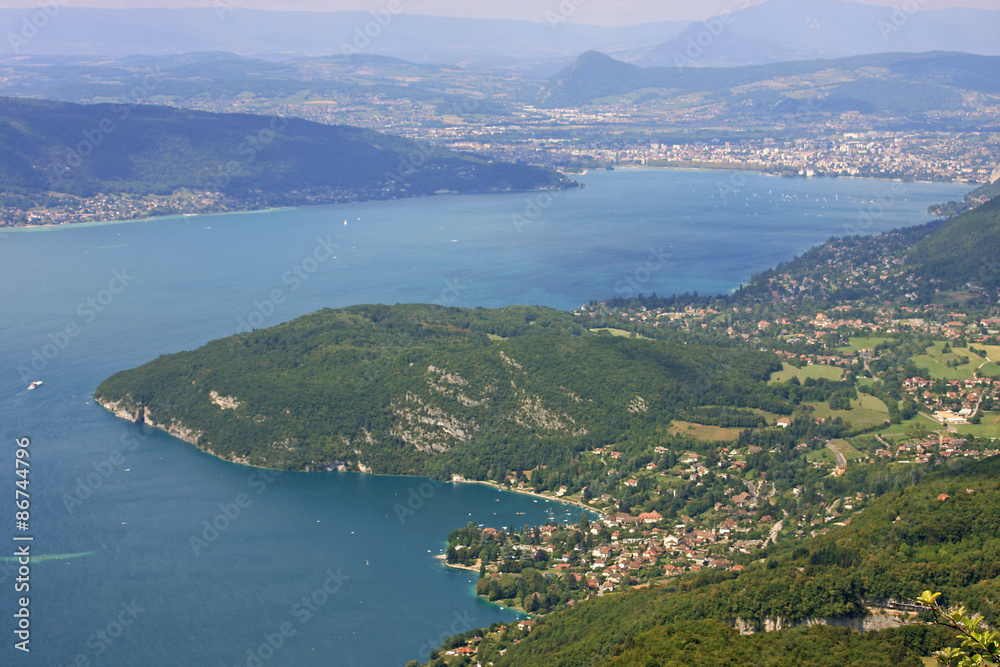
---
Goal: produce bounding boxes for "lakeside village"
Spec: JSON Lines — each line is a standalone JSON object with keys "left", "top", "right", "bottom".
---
{"left": 0, "top": 186, "right": 389, "bottom": 228}
{"left": 427, "top": 241, "right": 1000, "bottom": 664}
{"left": 431, "top": 383, "right": 999, "bottom": 667}
{"left": 430, "top": 314, "right": 1000, "bottom": 663}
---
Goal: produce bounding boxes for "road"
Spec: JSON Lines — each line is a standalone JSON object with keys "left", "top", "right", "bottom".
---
{"left": 826, "top": 440, "right": 848, "bottom": 467}
{"left": 766, "top": 519, "right": 783, "bottom": 546}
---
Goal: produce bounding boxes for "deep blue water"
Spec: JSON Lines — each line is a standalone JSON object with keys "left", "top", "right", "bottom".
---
{"left": 0, "top": 169, "right": 967, "bottom": 665}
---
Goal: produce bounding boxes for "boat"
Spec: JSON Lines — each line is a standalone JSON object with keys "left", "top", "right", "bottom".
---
{"left": 27, "top": 381, "right": 43, "bottom": 390}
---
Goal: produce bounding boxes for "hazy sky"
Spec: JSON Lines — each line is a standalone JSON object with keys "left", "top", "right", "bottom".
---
{"left": 2, "top": 0, "right": 998, "bottom": 23}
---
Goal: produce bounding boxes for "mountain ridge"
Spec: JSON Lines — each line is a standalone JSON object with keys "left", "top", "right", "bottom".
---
{"left": 539, "top": 49, "right": 1000, "bottom": 109}
{"left": 3, "top": 3, "right": 998, "bottom": 66}
{"left": 0, "top": 96, "right": 572, "bottom": 224}
{"left": 623, "top": 0, "right": 1000, "bottom": 67}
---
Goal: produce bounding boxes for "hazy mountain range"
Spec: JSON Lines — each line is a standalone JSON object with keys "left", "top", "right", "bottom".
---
{"left": 539, "top": 50, "right": 1000, "bottom": 112}
{"left": 621, "top": 0, "right": 1000, "bottom": 67}
{"left": 1, "top": 0, "right": 997, "bottom": 68}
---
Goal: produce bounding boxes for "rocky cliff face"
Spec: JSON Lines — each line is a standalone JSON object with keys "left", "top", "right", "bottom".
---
{"left": 732, "top": 609, "right": 910, "bottom": 635}
{"left": 96, "top": 397, "right": 203, "bottom": 448}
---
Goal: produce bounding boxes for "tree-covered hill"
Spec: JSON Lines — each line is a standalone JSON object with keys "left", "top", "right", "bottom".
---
{"left": 0, "top": 97, "right": 571, "bottom": 202}
{"left": 701, "top": 194, "right": 1000, "bottom": 307}
{"left": 906, "top": 195, "right": 1000, "bottom": 291}
{"left": 433, "top": 455, "right": 1000, "bottom": 666}
{"left": 94, "top": 304, "right": 784, "bottom": 476}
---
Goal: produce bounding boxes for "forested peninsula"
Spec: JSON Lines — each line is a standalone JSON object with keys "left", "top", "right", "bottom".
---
{"left": 94, "top": 303, "right": 785, "bottom": 477}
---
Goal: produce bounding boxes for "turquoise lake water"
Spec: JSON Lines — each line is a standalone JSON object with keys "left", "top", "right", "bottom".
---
{"left": 0, "top": 169, "right": 968, "bottom": 665}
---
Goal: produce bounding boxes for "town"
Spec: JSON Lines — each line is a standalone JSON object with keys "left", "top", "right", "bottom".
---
{"left": 424, "top": 211, "right": 1000, "bottom": 663}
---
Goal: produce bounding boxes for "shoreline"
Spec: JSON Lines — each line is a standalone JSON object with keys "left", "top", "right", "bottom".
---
{"left": 0, "top": 183, "right": 578, "bottom": 232}
{"left": 435, "top": 555, "right": 533, "bottom": 617}
{"left": 611, "top": 163, "right": 977, "bottom": 188}
{"left": 452, "top": 478, "right": 605, "bottom": 517}
{"left": 434, "top": 554, "right": 481, "bottom": 573}
{"left": 1, "top": 168, "right": 974, "bottom": 231}
{"left": 96, "top": 397, "right": 605, "bottom": 518}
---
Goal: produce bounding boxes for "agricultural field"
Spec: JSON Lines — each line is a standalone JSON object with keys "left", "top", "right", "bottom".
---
{"left": 910, "top": 343, "right": 990, "bottom": 380}
{"left": 668, "top": 420, "right": 743, "bottom": 442}
{"left": 808, "top": 394, "right": 890, "bottom": 429}
{"left": 829, "top": 438, "right": 865, "bottom": 460}
{"left": 590, "top": 328, "right": 641, "bottom": 338}
{"left": 769, "top": 362, "right": 843, "bottom": 383}
{"left": 955, "top": 411, "right": 1000, "bottom": 438}
{"left": 877, "top": 413, "right": 940, "bottom": 437}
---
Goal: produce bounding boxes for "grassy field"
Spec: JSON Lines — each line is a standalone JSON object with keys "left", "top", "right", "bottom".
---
{"left": 770, "top": 363, "right": 844, "bottom": 383}
{"left": 954, "top": 411, "right": 1000, "bottom": 439}
{"left": 837, "top": 336, "right": 892, "bottom": 354}
{"left": 980, "top": 362, "right": 1000, "bottom": 377}
{"left": 695, "top": 406, "right": 783, "bottom": 423}
{"left": 976, "top": 344, "right": 1000, "bottom": 362}
{"left": 911, "top": 343, "right": 989, "bottom": 381}
{"left": 809, "top": 394, "right": 890, "bottom": 429}
{"left": 877, "top": 413, "right": 940, "bottom": 437}
{"left": 589, "top": 328, "right": 649, "bottom": 339}
{"left": 829, "top": 438, "right": 865, "bottom": 460}
{"left": 806, "top": 447, "right": 836, "bottom": 464}
{"left": 668, "top": 421, "right": 743, "bottom": 442}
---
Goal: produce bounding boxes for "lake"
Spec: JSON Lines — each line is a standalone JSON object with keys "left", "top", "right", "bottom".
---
{"left": 0, "top": 169, "right": 967, "bottom": 665}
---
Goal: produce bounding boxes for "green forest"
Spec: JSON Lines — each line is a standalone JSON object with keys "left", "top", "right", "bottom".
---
{"left": 94, "top": 303, "right": 793, "bottom": 478}
{"left": 0, "top": 97, "right": 570, "bottom": 202}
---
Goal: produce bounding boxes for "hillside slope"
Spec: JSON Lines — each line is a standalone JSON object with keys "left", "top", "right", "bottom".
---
{"left": 907, "top": 195, "right": 1000, "bottom": 291}
{"left": 94, "top": 304, "right": 783, "bottom": 476}
{"left": 0, "top": 97, "right": 570, "bottom": 202}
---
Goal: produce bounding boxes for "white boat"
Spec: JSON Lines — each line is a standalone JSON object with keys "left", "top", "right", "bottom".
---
{"left": 27, "top": 381, "right": 43, "bottom": 390}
